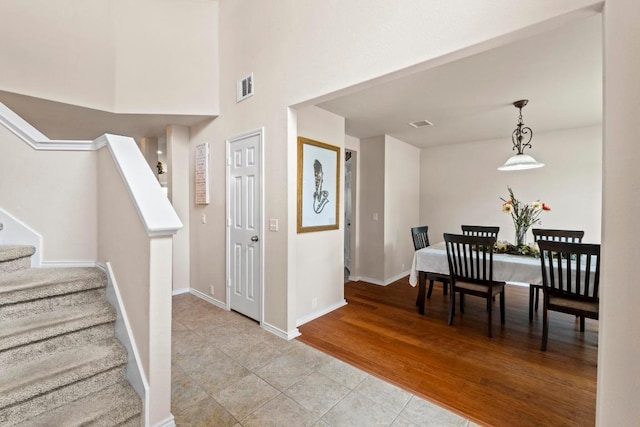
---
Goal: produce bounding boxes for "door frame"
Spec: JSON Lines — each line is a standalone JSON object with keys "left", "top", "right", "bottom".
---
{"left": 225, "top": 127, "right": 265, "bottom": 324}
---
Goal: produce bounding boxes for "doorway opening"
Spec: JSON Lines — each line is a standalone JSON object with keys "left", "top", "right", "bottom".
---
{"left": 344, "top": 149, "right": 357, "bottom": 282}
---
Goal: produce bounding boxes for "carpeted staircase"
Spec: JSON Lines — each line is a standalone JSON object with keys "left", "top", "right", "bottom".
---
{"left": 0, "top": 245, "right": 142, "bottom": 426}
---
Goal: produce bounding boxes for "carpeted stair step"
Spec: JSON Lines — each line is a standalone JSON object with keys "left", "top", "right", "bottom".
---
{"left": 0, "top": 338, "right": 128, "bottom": 421}
{"left": 0, "top": 366, "right": 127, "bottom": 426}
{"left": 0, "top": 322, "right": 115, "bottom": 368}
{"left": 0, "top": 246, "right": 35, "bottom": 274}
{"left": 0, "top": 300, "right": 116, "bottom": 352}
{"left": 0, "top": 267, "right": 106, "bottom": 305}
{"left": 14, "top": 380, "right": 142, "bottom": 427}
{"left": 0, "top": 287, "right": 106, "bottom": 320}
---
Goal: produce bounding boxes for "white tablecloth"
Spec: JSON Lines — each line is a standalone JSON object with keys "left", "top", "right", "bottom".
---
{"left": 409, "top": 242, "right": 542, "bottom": 287}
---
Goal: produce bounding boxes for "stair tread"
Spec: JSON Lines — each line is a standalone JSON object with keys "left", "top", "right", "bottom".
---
{"left": 0, "top": 267, "right": 106, "bottom": 304}
{"left": 0, "top": 245, "right": 35, "bottom": 263}
{"left": 0, "top": 300, "right": 116, "bottom": 349}
{"left": 15, "top": 380, "right": 141, "bottom": 427}
{"left": 0, "top": 338, "right": 127, "bottom": 409}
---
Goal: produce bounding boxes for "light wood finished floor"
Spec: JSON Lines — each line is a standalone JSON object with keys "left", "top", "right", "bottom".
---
{"left": 298, "top": 278, "right": 598, "bottom": 427}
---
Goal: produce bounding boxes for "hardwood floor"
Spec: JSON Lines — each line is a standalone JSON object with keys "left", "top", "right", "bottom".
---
{"left": 297, "top": 278, "right": 598, "bottom": 427}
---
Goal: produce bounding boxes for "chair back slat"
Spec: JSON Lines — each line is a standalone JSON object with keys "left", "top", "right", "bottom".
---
{"left": 532, "top": 228, "right": 584, "bottom": 243}
{"left": 461, "top": 225, "right": 500, "bottom": 239}
{"left": 538, "top": 240, "right": 600, "bottom": 302}
{"left": 444, "top": 233, "right": 496, "bottom": 285}
{"left": 411, "top": 226, "right": 430, "bottom": 251}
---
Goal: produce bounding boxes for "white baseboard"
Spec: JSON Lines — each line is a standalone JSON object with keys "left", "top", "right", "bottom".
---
{"left": 172, "top": 287, "right": 190, "bottom": 296}
{"left": 262, "top": 321, "right": 300, "bottom": 341}
{"left": 357, "top": 270, "right": 411, "bottom": 286}
{"left": 296, "top": 299, "right": 347, "bottom": 327}
{"left": 189, "top": 288, "right": 228, "bottom": 310}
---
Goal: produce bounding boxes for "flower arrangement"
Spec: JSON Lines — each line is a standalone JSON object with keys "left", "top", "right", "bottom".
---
{"left": 501, "top": 187, "right": 550, "bottom": 246}
{"left": 494, "top": 240, "right": 540, "bottom": 258}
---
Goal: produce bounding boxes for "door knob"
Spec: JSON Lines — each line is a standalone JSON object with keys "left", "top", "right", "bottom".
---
{"left": 251, "top": 235, "right": 259, "bottom": 242}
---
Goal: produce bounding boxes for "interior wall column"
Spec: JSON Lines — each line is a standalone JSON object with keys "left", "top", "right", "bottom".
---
{"left": 139, "top": 137, "right": 159, "bottom": 177}
{"left": 167, "top": 125, "right": 190, "bottom": 292}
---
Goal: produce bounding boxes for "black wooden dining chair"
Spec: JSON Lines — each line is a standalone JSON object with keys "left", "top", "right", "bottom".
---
{"left": 461, "top": 225, "right": 500, "bottom": 239}
{"left": 411, "top": 226, "right": 449, "bottom": 308}
{"left": 537, "top": 240, "right": 600, "bottom": 351}
{"left": 529, "top": 229, "right": 585, "bottom": 322}
{"left": 444, "top": 233, "right": 505, "bottom": 338}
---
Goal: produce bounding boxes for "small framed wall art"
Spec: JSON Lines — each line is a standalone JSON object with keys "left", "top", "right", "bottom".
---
{"left": 297, "top": 136, "right": 340, "bottom": 233}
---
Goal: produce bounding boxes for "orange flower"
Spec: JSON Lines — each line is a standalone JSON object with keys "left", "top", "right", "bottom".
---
{"left": 542, "top": 203, "right": 551, "bottom": 211}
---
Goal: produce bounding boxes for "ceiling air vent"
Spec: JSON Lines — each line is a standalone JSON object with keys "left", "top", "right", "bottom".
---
{"left": 408, "top": 119, "right": 434, "bottom": 128}
{"left": 236, "top": 73, "right": 254, "bottom": 102}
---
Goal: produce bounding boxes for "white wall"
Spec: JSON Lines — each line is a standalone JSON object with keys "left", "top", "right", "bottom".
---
{"left": 295, "top": 106, "right": 345, "bottom": 324}
{"left": 0, "top": 0, "right": 115, "bottom": 111}
{"left": 113, "top": 0, "right": 219, "bottom": 114}
{"left": 0, "top": 0, "right": 218, "bottom": 115}
{"left": 598, "top": 0, "right": 640, "bottom": 423}
{"left": 384, "top": 136, "right": 420, "bottom": 279}
{"left": 358, "top": 136, "right": 386, "bottom": 282}
{"left": 420, "top": 126, "right": 602, "bottom": 245}
{"left": 357, "top": 135, "right": 420, "bottom": 283}
{"left": 167, "top": 125, "right": 191, "bottom": 292}
{"left": 0, "top": 125, "right": 97, "bottom": 262}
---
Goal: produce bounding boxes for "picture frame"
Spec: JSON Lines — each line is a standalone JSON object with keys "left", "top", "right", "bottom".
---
{"left": 297, "top": 137, "right": 340, "bottom": 233}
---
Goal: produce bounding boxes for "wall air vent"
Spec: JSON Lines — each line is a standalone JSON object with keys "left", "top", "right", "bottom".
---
{"left": 236, "top": 73, "right": 254, "bottom": 102}
{"left": 408, "top": 119, "right": 434, "bottom": 128}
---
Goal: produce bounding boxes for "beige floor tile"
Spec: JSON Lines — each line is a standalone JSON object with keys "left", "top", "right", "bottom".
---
{"left": 178, "top": 351, "right": 252, "bottom": 396}
{"left": 240, "top": 394, "right": 318, "bottom": 427}
{"left": 171, "top": 364, "right": 209, "bottom": 414}
{"left": 398, "top": 396, "right": 468, "bottom": 426}
{"left": 321, "top": 391, "right": 399, "bottom": 426}
{"left": 255, "top": 353, "right": 316, "bottom": 391}
{"left": 284, "top": 371, "right": 351, "bottom": 418}
{"left": 287, "top": 340, "right": 334, "bottom": 367}
{"left": 172, "top": 396, "right": 237, "bottom": 427}
{"left": 216, "top": 337, "right": 285, "bottom": 371}
{"left": 316, "top": 357, "right": 368, "bottom": 390}
{"left": 171, "top": 295, "right": 473, "bottom": 427}
{"left": 390, "top": 415, "right": 421, "bottom": 426}
{"left": 212, "top": 373, "right": 280, "bottom": 420}
{"left": 355, "top": 375, "right": 413, "bottom": 413}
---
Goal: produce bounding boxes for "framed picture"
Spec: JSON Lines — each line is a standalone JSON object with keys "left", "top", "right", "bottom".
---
{"left": 297, "top": 137, "right": 340, "bottom": 233}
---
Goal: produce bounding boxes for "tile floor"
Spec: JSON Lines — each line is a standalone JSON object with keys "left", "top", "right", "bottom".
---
{"left": 172, "top": 294, "right": 479, "bottom": 426}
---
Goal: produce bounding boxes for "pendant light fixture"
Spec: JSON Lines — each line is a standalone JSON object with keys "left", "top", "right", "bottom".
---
{"left": 498, "top": 100, "right": 544, "bottom": 171}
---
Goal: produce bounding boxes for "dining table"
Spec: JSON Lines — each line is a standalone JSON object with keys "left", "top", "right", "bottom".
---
{"left": 409, "top": 241, "right": 542, "bottom": 315}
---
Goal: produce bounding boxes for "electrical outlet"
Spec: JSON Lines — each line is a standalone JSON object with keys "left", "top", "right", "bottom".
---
{"left": 201, "top": 214, "right": 207, "bottom": 224}
{"left": 209, "top": 285, "right": 215, "bottom": 296}
{"left": 311, "top": 298, "right": 318, "bottom": 309}
{"left": 402, "top": 263, "right": 405, "bottom": 270}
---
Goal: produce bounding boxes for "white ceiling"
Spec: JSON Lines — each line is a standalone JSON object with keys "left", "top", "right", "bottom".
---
{"left": 317, "top": 14, "right": 602, "bottom": 149}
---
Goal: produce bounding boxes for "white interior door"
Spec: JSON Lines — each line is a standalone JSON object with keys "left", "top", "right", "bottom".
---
{"left": 227, "top": 130, "right": 262, "bottom": 321}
